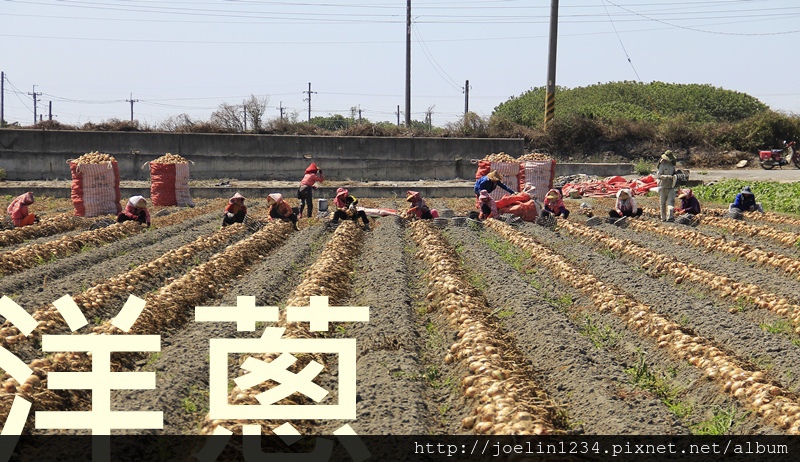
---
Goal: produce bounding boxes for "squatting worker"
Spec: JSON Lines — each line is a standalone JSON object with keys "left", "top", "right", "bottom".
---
{"left": 675, "top": 189, "right": 701, "bottom": 216}
{"left": 267, "top": 193, "right": 300, "bottom": 230}
{"left": 297, "top": 162, "right": 323, "bottom": 218}
{"left": 656, "top": 150, "right": 678, "bottom": 222}
{"left": 7, "top": 191, "right": 38, "bottom": 227}
{"left": 405, "top": 190, "right": 437, "bottom": 220}
{"left": 609, "top": 188, "right": 643, "bottom": 218}
{"left": 331, "top": 187, "right": 370, "bottom": 230}
{"left": 474, "top": 170, "right": 515, "bottom": 199}
{"left": 478, "top": 190, "right": 499, "bottom": 220}
{"left": 730, "top": 185, "right": 764, "bottom": 213}
{"left": 222, "top": 192, "right": 247, "bottom": 227}
{"left": 117, "top": 195, "right": 151, "bottom": 227}
{"left": 541, "top": 189, "right": 570, "bottom": 219}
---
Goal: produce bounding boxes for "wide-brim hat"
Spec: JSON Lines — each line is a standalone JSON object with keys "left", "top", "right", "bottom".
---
{"left": 487, "top": 171, "right": 502, "bottom": 182}
{"left": 741, "top": 186, "right": 753, "bottom": 194}
{"left": 135, "top": 198, "right": 147, "bottom": 208}
{"left": 661, "top": 150, "right": 676, "bottom": 162}
{"left": 230, "top": 192, "right": 245, "bottom": 203}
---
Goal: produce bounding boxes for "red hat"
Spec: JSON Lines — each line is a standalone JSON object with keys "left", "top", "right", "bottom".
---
{"left": 305, "top": 163, "right": 319, "bottom": 174}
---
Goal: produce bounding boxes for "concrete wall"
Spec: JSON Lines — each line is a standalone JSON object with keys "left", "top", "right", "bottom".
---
{"left": 0, "top": 129, "right": 524, "bottom": 181}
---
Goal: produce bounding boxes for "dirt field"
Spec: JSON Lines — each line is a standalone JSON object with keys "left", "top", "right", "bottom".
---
{"left": 2, "top": 195, "right": 800, "bottom": 440}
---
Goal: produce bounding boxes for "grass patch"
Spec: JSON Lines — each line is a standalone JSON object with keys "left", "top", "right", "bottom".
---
{"left": 633, "top": 158, "right": 652, "bottom": 175}
{"left": 759, "top": 320, "right": 794, "bottom": 335}
{"left": 579, "top": 315, "right": 622, "bottom": 349}
{"left": 598, "top": 248, "right": 617, "bottom": 260}
{"left": 625, "top": 351, "right": 692, "bottom": 420}
{"left": 690, "top": 405, "right": 748, "bottom": 435}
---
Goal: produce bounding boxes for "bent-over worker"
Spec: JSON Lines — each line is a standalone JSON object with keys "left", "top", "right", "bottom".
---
{"left": 7, "top": 192, "right": 38, "bottom": 227}
{"left": 117, "top": 195, "right": 151, "bottom": 227}
{"left": 609, "top": 188, "right": 643, "bottom": 218}
{"left": 222, "top": 192, "right": 247, "bottom": 227}
{"left": 267, "top": 193, "right": 299, "bottom": 230}
{"left": 331, "top": 188, "right": 370, "bottom": 230}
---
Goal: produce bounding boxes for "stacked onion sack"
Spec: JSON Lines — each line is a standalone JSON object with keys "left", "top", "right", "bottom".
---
{"left": 68, "top": 151, "right": 122, "bottom": 217}
{"left": 149, "top": 153, "right": 194, "bottom": 207}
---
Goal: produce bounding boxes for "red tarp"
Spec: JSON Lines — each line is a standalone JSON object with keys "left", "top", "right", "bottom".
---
{"left": 562, "top": 175, "right": 658, "bottom": 198}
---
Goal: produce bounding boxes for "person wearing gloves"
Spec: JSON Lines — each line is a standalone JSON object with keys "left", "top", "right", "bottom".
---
{"left": 609, "top": 188, "right": 643, "bottom": 218}
{"left": 656, "top": 150, "right": 678, "bottom": 222}
{"left": 541, "top": 189, "right": 570, "bottom": 219}
{"left": 6, "top": 192, "right": 39, "bottom": 227}
{"left": 405, "top": 190, "right": 437, "bottom": 220}
{"left": 730, "top": 186, "right": 764, "bottom": 213}
{"left": 331, "top": 187, "right": 370, "bottom": 230}
{"left": 297, "top": 163, "right": 323, "bottom": 218}
{"left": 266, "top": 193, "right": 299, "bottom": 230}
{"left": 474, "top": 170, "right": 515, "bottom": 198}
{"left": 222, "top": 192, "right": 247, "bottom": 227}
{"left": 675, "top": 189, "right": 701, "bottom": 216}
{"left": 478, "top": 190, "right": 500, "bottom": 220}
{"left": 117, "top": 195, "right": 151, "bottom": 227}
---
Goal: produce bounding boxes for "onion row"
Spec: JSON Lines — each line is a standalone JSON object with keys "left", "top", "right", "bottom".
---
{"left": 0, "top": 221, "right": 145, "bottom": 277}
{"left": 486, "top": 218, "right": 800, "bottom": 434}
{"left": 200, "top": 221, "right": 365, "bottom": 435}
{"left": 0, "top": 222, "right": 294, "bottom": 430}
{"left": 558, "top": 219, "right": 800, "bottom": 334}
{"left": 411, "top": 221, "right": 560, "bottom": 435}
{"left": 0, "top": 224, "right": 249, "bottom": 350}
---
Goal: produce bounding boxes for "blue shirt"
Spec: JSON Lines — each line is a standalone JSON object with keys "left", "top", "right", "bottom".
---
{"left": 474, "top": 176, "right": 514, "bottom": 196}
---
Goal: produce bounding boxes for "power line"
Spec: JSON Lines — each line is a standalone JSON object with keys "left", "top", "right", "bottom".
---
{"left": 601, "top": 0, "right": 642, "bottom": 82}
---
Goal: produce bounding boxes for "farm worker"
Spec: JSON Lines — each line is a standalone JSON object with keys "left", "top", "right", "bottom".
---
{"left": 541, "top": 189, "right": 570, "bottom": 219}
{"left": 266, "top": 193, "right": 299, "bottom": 230}
{"left": 730, "top": 186, "right": 764, "bottom": 213}
{"left": 474, "top": 170, "right": 515, "bottom": 198}
{"left": 656, "top": 150, "right": 678, "bottom": 222}
{"left": 405, "top": 190, "right": 438, "bottom": 220}
{"left": 675, "top": 189, "right": 701, "bottom": 216}
{"left": 222, "top": 192, "right": 247, "bottom": 227}
{"left": 6, "top": 192, "right": 38, "bottom": 227}
{"left": 609, "top": 188, "right": 643, "bottom": 218}
{"left": 117, "top": 195, "right": 150, "bottom": 227}
{"left": 478, "top": 190, "right": 499, "bottom": 220}
{"left": 297, "top": 163, "right": 323, "bottom": 218}
{"left": 331, "top": 187, "right": 370, "bottom": 230}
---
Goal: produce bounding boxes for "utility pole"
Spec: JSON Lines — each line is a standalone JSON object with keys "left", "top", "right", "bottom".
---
{"left": 396, "top": 105, "right": 400, "bottom": 126}
{"left": 48, "top": 101, "right": 53, "bottom": 121}
{"left": 544, "top": 0, "right": 559, "bottom": 129}
{"left": 464, "top": 79, "right": 470, "bottom": 115}
{"left": 425, "top": 105, "right": 434, "bottom": 132}
{"left": 1, "top": 71, "right": 4, "bottom": 127}
{"left": 243, "top": 102, "right": 247, "bottom": 131}
{"left": 405, "top": 0, "right": 411, "bottom": 127}
{"left": 28, "top": 85, "right": 41, "bottom": 126}
{"left": 303, "top": 82, "right": 317, "bottom": 122}
{"left": 358, "top": 105, "right": 362, "bottom": 122}
{"left": 126, "top": 93, "right": 138, "bottom": 123}
{"left": 0, "top": 71, "right": 4, "bottom": 127}
{"left": 279, "top": 101, "right": 285, "bottom": 122}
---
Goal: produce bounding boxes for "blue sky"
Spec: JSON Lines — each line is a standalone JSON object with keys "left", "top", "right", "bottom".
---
{"left": 1, "top": 0, "right": 799, "bottom": 128}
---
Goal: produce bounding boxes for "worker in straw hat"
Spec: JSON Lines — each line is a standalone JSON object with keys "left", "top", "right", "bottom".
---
{"left": 540, "top": 188, "right": 570, "bottom": 219}
{"left": 478, "top": 190, "right": 500, "bottom": 220}
{"left": 474, "top": 170, "right": 515, "bottom": 213}
{"left": 266, "top": 193, "right": 300, "bottom": 230}
{"left": 609, "top": 188, "right": 643, "bottom": 219}
{"left": 730, "top": 185, "right": 764, "bottom": 213}
{"left": 656, "top": 150, "right": 678, "bottom": 222}
{"left": 474, "top": 170, "right": 515, "bottom": 198}
{"left": 222, "top": 192, "right": 247, "bottom": 227}
{"left": 405, "top": 190, "right": 438, "bottom": 220}
{"left": 330, "top": 187, "right": 370, "bottom": 230}
{"left": 117, "top": 195, "right": 150, "bottom": 227}
{"left": 675, "top": 189, "right": 701, "bottom": 216}
{"left": 297, "top": 162, "right": 323, "bottom": 218}
{"left": 6, "top": 192, "right": 39, "bottom": 227}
